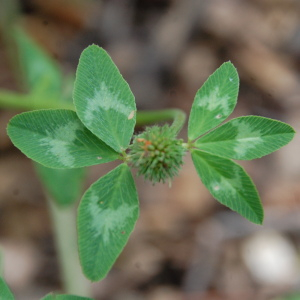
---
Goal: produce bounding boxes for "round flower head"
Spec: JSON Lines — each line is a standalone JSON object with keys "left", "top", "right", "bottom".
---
{"left": 128, "top": 125, "right": 186, "bottom": 184}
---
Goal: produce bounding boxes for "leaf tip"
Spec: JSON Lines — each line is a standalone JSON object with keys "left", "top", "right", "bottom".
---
{"left": 253, "top": 216, "right": 264, "bottom": 225}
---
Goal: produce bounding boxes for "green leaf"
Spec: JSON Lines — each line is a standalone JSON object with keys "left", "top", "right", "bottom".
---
{"left": 78, "top": 164, "right": 139, "bottom": 281}
{"left": 41, "top": 293, "right": 93, "bottom": 300}
{"left": 188, "top": 62, "right": 239, "bottom": 140}
{"left": 35, "top": 163, "right": 86, "bottom": 206}
{"left": 13, "top": 27, "right": 62, "bottom": 97}
{"left": 7, "top": 109, "right": 119, "bottom": 168}
{"left": 73, "top": 45, "right": 136, "bottom": 153}
{"left": 195, "top": 116, "right": 295, "bottom": 160}
{"left": 0, "top": 277, "right": 15, "bottom": 300}
{"left": 191, "top": 150, "right": 263, "bottom": 224}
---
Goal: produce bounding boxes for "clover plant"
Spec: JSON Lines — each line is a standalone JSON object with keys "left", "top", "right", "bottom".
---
{"left": 6, "top": 44, "right": 295, "bottom": 284}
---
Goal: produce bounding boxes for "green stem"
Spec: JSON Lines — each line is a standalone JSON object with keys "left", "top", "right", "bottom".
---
{"left": 136, "top": 108, "right": 186, "bottom": 135}
{"left": 47, "top": 197, "right": 91, "bottom": 296}
{"left": 0, "top": 90, "right": 74, "bottom": 111}
{"left": 0, "top": 89, "right": 186, "bottom": 134}
{"left": 0, "top": 247, "right": 3, "bottom": 277}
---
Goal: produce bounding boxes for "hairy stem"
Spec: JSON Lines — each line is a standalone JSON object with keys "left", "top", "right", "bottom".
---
{"left": 47, "top": 197, "right": 91, "bottom": 296}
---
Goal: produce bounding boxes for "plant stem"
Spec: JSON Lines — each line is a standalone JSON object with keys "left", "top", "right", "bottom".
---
{"left": 136, "top": 108, "right": 186, "bottom": 135}
{"left": 0, "top": 247, "right": 3, "bottom": 277}
{"left": 0, "top": 90, "right": 73, "bottom": 111}
{"left": 0, "top": 91, "right": 186, "bottom": 134}
{"left": 0, "top": 90, "right": 186, "bottom": 134}
{"left": 47, "top": 197, "right": 91, "bottom": 297}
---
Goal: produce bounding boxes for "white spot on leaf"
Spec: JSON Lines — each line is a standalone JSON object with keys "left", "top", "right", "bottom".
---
{"left": 215, "top": 114, "right": 222, "bottom": 119}
{"left": 197, "top": 86, "right": 231, "bottom": 114}
{"left": 88, "top": 192, "right": 136, "bottom": 243}
{"left": 232, "top": 119, "right": 263, "bottom": 158}
{"left": 210, "top": 172, "right": 242, "bottom": 197}
{"left": 40, "top": 120, "right": 81, "bottom": 167}
{"left": 84, "top": 83, "right": 131, "bottom": 126}
{"left": 128, "top": 110, "right": 135, "bottom": 120}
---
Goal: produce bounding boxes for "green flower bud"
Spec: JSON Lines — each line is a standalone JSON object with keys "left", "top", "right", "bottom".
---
{"left": 128, "top": 125, "right": 186, "bottom": 184}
